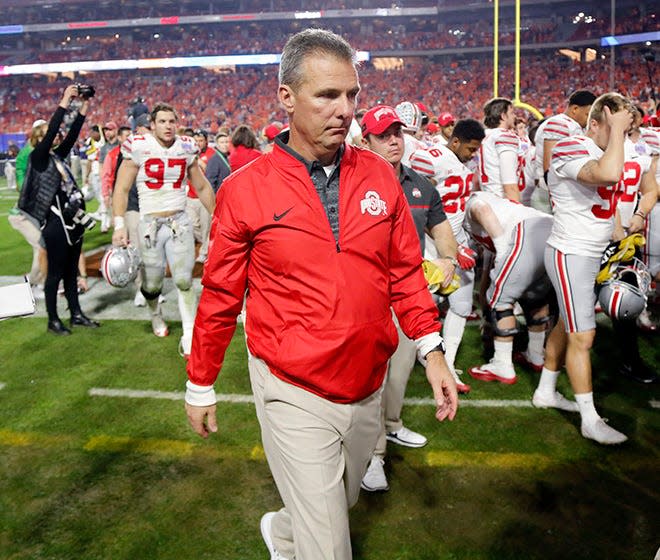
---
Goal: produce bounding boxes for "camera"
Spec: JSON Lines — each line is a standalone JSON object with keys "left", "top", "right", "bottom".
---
{"left": 75, "top": 83, "right": 96, "bottom": 100}
{"left": 72, "top": 208, "right": 96, "bottom": 230}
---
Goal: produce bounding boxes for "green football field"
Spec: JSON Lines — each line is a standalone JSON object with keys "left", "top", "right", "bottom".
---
{"left": 1, "top": 179, "right": 659, "bottom": 559}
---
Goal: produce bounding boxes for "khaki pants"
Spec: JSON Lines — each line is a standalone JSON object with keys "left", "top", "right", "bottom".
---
{"left": 249, "top": 355, "right": 381, "bottom": 560}
{"left": 185, "top": 197, "right": 211, "bottom": 260}
{"left": 8, "top": 213, "right": 45, "bottom": 286}
{"left": 374, "top": 314, "right": 417, "bottom": 457}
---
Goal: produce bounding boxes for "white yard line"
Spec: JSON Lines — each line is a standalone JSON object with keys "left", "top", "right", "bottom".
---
{"left": 88, "top": 387, "right": 532, "bottom": 408}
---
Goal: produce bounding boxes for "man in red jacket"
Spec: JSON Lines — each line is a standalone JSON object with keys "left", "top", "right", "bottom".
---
{"left": 185, "top": 29, "right": 458, "bottom": 560}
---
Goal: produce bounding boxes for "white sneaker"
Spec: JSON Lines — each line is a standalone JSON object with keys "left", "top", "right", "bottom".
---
{"left": 151, "top": 312, "right": 169, "bottom": 337}
{"left": 133, "top": 291, "right": 146, "bottom": 307}
{"left": 532, "top": 390, "right": 579, "bottom": 412}
{"left": 386, "top": 425, "right": 427, "bottom": 448}
{"left": 260, "top": 512, "right": 288, "bottom": 559}
{"left": 581, "top": 418, "right": 628, "bottom": 445}
{"left": 361, "top": 456, "right": 389, "bottom": 492}
{"left": 468, "top": 361, "right": 517, "bottom": 385}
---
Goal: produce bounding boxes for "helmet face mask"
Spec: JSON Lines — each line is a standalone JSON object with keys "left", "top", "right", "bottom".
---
{"left": 597, "top": 257, "right": 650, "bottom": 320}
{"left": 395, "top": 101, "right": 422, "bottom": 133}
{"left": 100, "top": 245, "right": 142, "bottom": 288}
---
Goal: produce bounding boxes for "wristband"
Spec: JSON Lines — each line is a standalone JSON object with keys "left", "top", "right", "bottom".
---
{"left": 113, "top": 216, "right": 125, "bottom": 230}
{"left": 441, "top": 256, "right": 458, "bottom": 267}
{"left": 78, "top": 274, "right": 88, "bottom": 279}
{"left": 634, "top": 211, "right": 646, "bottom": 219}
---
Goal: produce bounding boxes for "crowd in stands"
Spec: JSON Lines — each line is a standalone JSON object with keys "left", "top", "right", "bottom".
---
{"left": 1, "top": 49, "right": 656, "bottom": 138}
{"left": 5, "top": 0, "right": 482, "bottom": 25}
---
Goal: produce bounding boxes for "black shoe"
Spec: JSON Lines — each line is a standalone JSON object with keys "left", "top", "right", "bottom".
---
{"left": 619, "top": 361, "right": 658, "bottom": 384}
{"left": 48, "top": 319, "right": 71, "bottom": 336}
{"left": 70, "top": 312, "right": 100, "bottom": 328}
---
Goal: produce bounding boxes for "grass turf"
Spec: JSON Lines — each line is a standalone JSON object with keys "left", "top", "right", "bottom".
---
{"left": 0, "top": 317, "right": 658, "bottom": 560}
{"left": 1, "top": 176, "right": 659, "bottom": 559}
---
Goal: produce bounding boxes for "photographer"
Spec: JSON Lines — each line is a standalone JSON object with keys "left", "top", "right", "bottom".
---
{"left": 18, "top": 84, "right": 100, "bottom": 336}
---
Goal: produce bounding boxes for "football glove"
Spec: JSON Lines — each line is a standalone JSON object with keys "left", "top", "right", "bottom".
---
{"left": 456, "top": 244, "right": 477, "bottom": 270}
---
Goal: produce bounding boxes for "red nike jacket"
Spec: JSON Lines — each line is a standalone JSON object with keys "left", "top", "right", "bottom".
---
{"left": 187, "top": 140, "right": 441, "bottom": 403}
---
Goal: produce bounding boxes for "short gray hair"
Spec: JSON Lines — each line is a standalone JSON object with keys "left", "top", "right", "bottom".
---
{"left": 279, "top": 28, "right": 356, "bottom": 90}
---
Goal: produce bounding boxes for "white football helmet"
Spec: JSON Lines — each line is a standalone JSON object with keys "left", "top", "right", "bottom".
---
{"left": 395, "top": 101, "right": 422, "bottom": 133}
{"left": 100, "top": 245, "right": 142, "bottom": 288}
{"left": 598, "top": 258, "right": 650, "bottom": 321}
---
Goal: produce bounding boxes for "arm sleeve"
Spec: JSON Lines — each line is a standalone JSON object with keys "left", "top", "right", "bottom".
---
{"left": 186, "top": 179, "right": 251, "bottom": 387}
{"left": 55, "top": 112, "right": 85, "bottom": 159}
{"left": 31, "top": 106, "right": 66, "bottom": 172}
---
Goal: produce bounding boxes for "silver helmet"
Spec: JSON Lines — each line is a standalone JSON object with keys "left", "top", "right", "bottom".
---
{"left": 100, "top": 245, "right": 141, "bottom": 288}
{"left": 395, "top": 101, "right": 422, "bottom": 133}
{"left": 598, "top": 257, "right": 650, "bottom": 321}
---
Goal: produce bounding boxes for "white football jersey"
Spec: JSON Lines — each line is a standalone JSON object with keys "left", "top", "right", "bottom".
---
{"left": 547, "top": 135, "right": 617, "bottom": 257}
{"left": 409, "top": 145, "right": 475, "bottom": 238}
{"left": 478, "top": 127, "right": 521, "bottom": 197}
{"left": 401, "top": 133, "right": 427, "bottom": 167}
{"left": 534, "top": 114, "right": 583, "bottom": 184}
{"left": 122, "top": 134, "right": 198, "bottom": 216}
{"left": 463, "top": 191, "right": 543, "bottom": 252}
{"left": 616, "top": 139, "right": 652, "bottom": 229}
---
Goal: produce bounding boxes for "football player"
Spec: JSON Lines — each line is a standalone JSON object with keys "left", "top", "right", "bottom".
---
{"left": 112, "top": 103, "right": 215, "bottom": 358}
{"left": 534, "top": 90, "right": 596, "bottom": 188}
{"left": 463, "top": 191, "right": 562, "bottom": 397}
{"left": 536, "top": 93, "right": 635, "bottom": 444}
{"left": 478, "top": 97, "right": 522, "bottom": 202}
{"left": 410, "top": 118, "right": 485, "bottom": 390}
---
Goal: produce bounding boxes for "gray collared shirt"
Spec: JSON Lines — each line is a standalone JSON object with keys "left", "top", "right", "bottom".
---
{"left": 275, "top": 132, "right": 343, "bottom": 242}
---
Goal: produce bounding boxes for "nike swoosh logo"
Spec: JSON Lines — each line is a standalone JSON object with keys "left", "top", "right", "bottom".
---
{"left": 273, "top": 207, "right": 294, "bottom": 221}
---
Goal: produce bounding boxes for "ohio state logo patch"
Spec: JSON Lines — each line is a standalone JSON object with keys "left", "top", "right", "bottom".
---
{"left": 360, "top": 190, "right": 388, "bottom": 216}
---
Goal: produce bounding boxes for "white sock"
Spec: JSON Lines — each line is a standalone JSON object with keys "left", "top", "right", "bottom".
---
{"left": 493, "top": 339, "right": 513, "bottom": 365}
{"left": 537, "top": 367, "right": 559, "bottom": 395}
{"left": 526, "top": 330, "right": 546, "bottom": 362}
{"left": 575, "top": 392, "right": 600, "bottom": 426}
{"left": 147, "top": 297, "right": 160, "bottom": 315}
{"left": 177, "top": 287, "right": 198, "bottom": 339}
{"left": 443, "top": 309, "right": 467, "bottom": 370}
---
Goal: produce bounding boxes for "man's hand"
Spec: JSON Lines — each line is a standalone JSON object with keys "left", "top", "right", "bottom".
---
{"left": 424, "top": 351, "right": 458, "bottom": 421}
{"left": 60, "top": 84, "right": 78, "bottom": 108}
{"left": 185, "top": 403, "right": 218, "bottom": 439}
{"left": 605, "top": 105, "right": 634, "bottom": 134}
{"left": 431, "top": 257, "right": 456, "bottom": 289}
{"left": 112, "top": 227, "right": 128, "bottom": 247}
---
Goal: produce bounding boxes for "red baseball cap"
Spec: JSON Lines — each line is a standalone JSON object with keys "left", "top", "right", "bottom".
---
{"left": 361, "top": 105, "right": 404, "bottom": 136}
{"left": 427, "top": 122, "right": 440, "bottom": 134}
{"left": 438, "top": 112, "right": 456, "bottom": 127}
{"left": 264, "top": 123, "right": 283, "bottom": 141}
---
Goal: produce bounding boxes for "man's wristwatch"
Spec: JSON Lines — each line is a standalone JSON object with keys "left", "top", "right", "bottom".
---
{"left": 440, "top": 256, "right": 458, "bottom": 267}
{"left": 425, "top": 340, "right": 447, "bottom": 357}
